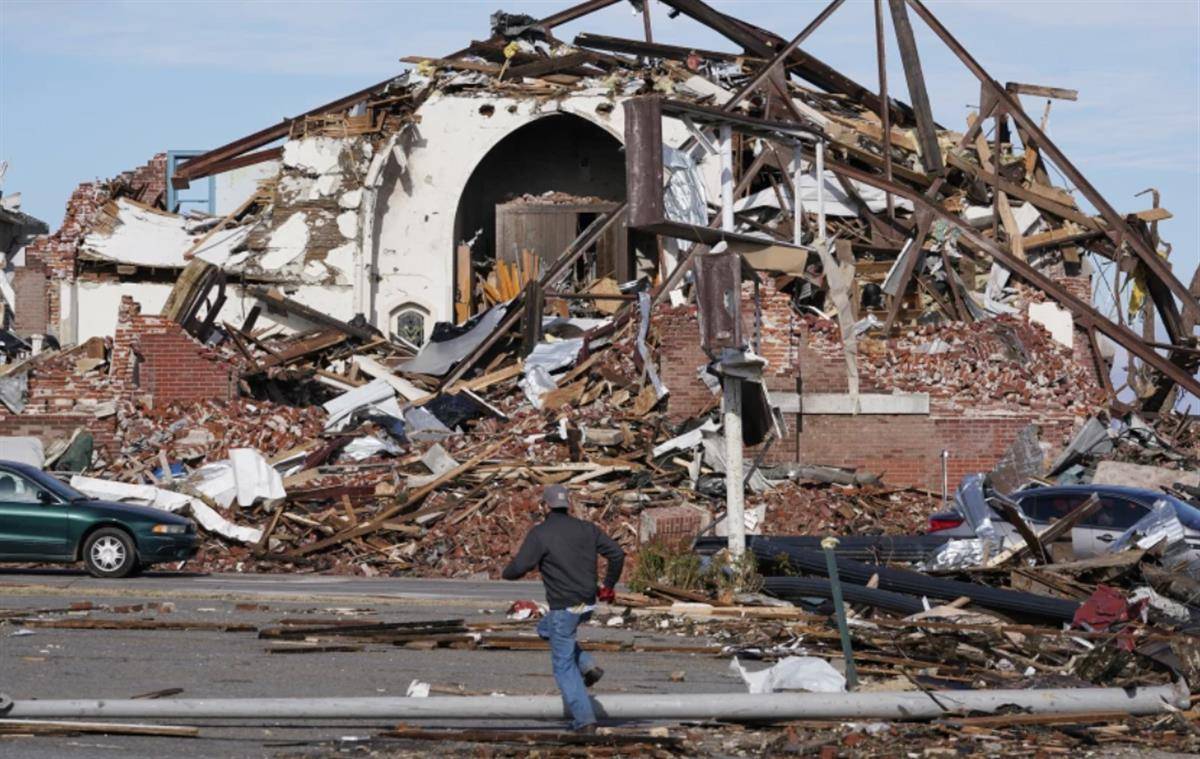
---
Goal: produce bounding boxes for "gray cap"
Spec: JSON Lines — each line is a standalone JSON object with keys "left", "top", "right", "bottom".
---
{"left": 542, "top": 484, "right": 570, "bottom": 509}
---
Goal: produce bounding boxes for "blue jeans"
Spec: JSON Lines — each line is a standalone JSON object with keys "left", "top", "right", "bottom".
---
{"left": 536, "top": 608, "right": 597, "bottom": 729}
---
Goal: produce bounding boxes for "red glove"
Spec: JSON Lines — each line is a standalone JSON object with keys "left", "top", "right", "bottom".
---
{"left": 598, "top": 586, "right": 616, "bottom": 604}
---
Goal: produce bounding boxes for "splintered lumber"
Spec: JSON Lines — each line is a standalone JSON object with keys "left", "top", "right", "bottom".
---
{"left": 287, "top": 443, "right": 501, "bottom": 557}
{"left": 944, "top": 152, "right": 1096, "bottom": 228}
{"left": 0, "top": 719, "right": 199, "bottom": 737}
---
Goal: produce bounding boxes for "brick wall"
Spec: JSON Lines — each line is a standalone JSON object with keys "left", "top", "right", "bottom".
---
{"left": 113, "top": 297, "right": 236, "bottom": 405}
{"left": 0, "top": 296, "right": 234, "bottom": 462}
{"left": 0, "top": 413, "right": 117, "bottom": 455}
{"left": 655, "top": 276, "right": 1102, "bottom": 490}
{"left": 657, "top": 278, "right": 799, "bottom": 422}
{"left": 11, "top": 263, "right": 48, "bottom": 335}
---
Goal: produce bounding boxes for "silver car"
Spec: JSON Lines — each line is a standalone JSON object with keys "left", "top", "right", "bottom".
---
{"left": 929, "top": 474, "right": 1200, "bottom": 559}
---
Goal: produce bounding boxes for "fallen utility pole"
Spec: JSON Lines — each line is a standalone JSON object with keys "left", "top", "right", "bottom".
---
{"left": 3, "top": 683, "right": 1186, "bottom": 721}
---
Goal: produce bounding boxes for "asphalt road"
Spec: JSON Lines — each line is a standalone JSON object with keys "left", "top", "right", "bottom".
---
{"left": 0, "top": 570, "right": 742, "bottom": 758}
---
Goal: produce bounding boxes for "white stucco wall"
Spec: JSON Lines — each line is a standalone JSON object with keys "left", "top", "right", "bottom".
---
{"left": 369, "top": 92, "right": 708, "bottom": 328}
{"left": 75, "top": 280, "right": 175, "bottom": 343}
{"left": 71, "top": 278, "right": 354, "bottom": 344}
{"left": 214, "top": 161, "right": 281, "bottom": 216}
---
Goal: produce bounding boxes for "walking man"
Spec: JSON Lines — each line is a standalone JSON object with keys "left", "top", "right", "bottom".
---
{"left": 502, "top": 484, "right": 625, "bottom": 733}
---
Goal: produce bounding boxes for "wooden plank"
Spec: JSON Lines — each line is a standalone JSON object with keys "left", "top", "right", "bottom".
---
{"left": 942, "top": 712, "right": 1128, "bottom": 729}
{"left": 1004, "top": 82, "right": 1079, "bottom": 101}
{"left": 506, "top": 51, "right": 597, "bottom": 79}
{"left": 945, "top": 152, "right": 1098, "bottom": 229}
{"left": 0, "top": 719, "right": 199, "bottom": 737}
{"left": 401, "top": 56, "right": 500, "bottom": 74}
{"left": 888, "top": 0, "right": 942, "bottom": 174}
{"left": 455, "top": 243, "right": 472, "bottom": 323}
{"left": 994, "top": 494, "right": 1049, "bottom": 564}
{"left": 1131, "top": 207, "right": 1172, "bottom": 223}
{"left": 21, "top": 619, "right": 255, "bottom": 632}
{"left": 173, "top": 75, "right": 397, "bottom": 184}
{"left": 1020, "top": 225, "right": 1099, "bottom": 251}
{"left": 995, "top": 191, "right": 1026, "bottom": 260}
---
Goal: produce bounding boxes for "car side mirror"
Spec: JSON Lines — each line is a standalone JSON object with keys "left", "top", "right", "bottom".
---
{"left": 38, "top": 490, "right": 57, "bottom": 505}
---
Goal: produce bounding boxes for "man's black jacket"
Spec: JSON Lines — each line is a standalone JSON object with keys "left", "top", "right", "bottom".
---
{"left": 502, "top": 510, "right": 625, "bottom": 609}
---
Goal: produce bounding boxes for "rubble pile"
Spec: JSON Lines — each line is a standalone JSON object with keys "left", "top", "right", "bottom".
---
{"left": 97, "top": 399, "right": 327, "bottom": 477}
{"left": 802, "top": 313, "right": 1109, "bottom": 415}
{"left": 757, "top": 482, "right": 932, "bottom": 537}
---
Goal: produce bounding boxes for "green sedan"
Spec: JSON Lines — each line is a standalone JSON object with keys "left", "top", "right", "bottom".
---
{"left": 0, "top": 461, "right": 198, "bottom": 578}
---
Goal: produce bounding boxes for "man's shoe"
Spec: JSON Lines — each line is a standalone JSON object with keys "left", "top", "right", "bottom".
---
{"left": 575, "top": 723, "right": 598, "bottom": 735}
{"left": 583, "top": 667, "right": 604, "bottom": 687}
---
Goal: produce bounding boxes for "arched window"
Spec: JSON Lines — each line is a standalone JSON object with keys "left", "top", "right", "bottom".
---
{"left": 390, "top": 303, "right": 430, "bottom": 347}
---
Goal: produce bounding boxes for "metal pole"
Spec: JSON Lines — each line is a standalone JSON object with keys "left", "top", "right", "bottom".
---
{"left": 821, "top": 537, "right": 859, "bottom": 690}
{"left": 4, "top": 683, "right": 1185, "bottom": 720}
{"left": 815, "top": 139, "right": 827, "bottom": 241}
{"left": 724, "top": 378, "right": 745, "bottom": 560}
{"left": 941, "top": 449, "right": 949, "bottom": 508}
{"left": 718, "top": 122, "right": 743, "bottom": 561}
{"left": 719, "top": 125, "right": 734, "bottom": 231}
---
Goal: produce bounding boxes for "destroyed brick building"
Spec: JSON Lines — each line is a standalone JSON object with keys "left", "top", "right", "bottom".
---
{"left": 0, "top": 0, "right": 1196, "bottom": 567}
{"left": 3, "top": 2, "right": 1200, "bottom": 753}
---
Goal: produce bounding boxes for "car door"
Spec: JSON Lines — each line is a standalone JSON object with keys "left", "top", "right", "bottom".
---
{"left": 1075, "top": 496, "right": 1150, "bottom": 556}
{"left": 0, "top": 470, "right": 70, "bottom": 559}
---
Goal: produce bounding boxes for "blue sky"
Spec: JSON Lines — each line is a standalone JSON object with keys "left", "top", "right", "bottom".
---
{"left": 2, "top": 0, "right": 1197, "bottom": 312}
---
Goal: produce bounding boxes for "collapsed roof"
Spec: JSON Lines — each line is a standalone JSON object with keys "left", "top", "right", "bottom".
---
{"left": 36, "top": 0, "right": 1199, "bottom": 415}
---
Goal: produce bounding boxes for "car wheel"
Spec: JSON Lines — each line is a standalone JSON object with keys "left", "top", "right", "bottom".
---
{"left": 83, "top": 528, "right": 137, "bottom": 578}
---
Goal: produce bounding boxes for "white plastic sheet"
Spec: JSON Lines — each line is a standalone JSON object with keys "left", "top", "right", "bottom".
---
{"left": 663, "top": 146, "right": 707, "bottom": 226}
{"left": 70, "top": 475, "right": 262, "bottom": 544}
{"left": 518, "top": 338, "right": 584, "bottom": 409}
{"left": 730, "top": 656, "right": 845, "bottom": 694}
{"left": 323, "top": 378, "right": 398, "bottom": 431}
{"left": 341, "top": 435, "right": 401, "bottom": 461}
{"left": 188, "top": 449, "right": 286, "bottom": 508}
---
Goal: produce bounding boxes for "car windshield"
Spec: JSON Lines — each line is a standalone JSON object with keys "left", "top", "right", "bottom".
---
{"left": 10, "top": 466, "right": 90, "bottom": 502}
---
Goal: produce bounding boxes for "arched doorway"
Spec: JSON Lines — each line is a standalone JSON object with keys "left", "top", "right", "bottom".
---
{"left": 451, "top": 113, "right": 628, "bottom": 320}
